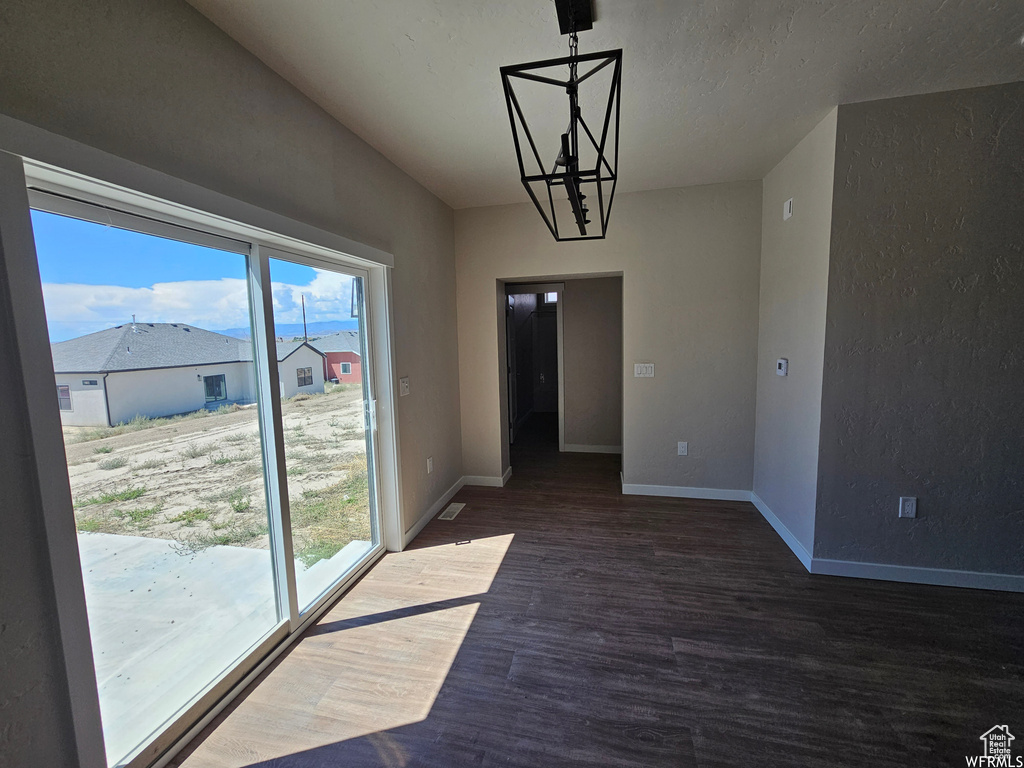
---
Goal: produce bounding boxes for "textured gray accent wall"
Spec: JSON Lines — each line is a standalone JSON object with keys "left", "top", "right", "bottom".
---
{"left": 0, "top": 229, "right": 78, "bottom": 766}
{"left": 816, "top": 82, "right": 1024, "bottom": 573}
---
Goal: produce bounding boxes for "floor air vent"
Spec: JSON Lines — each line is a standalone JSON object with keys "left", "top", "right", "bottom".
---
{"left": 438, "top": 503, "right": 465, "bottom": 520}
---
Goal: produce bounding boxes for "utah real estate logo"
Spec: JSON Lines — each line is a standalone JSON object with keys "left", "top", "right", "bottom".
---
{"left": 966, "top": 725, "right": 1021, "bottom": 767}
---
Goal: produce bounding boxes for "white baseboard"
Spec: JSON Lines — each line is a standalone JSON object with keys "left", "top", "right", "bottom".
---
{"left": 463, "top": 467, "right": 512, "bottom": 488}
{"left": 563, "top": 443, "right": 622, "bottom": 454}
{"left": 749, "top": 492, "right": 1023, "bottom": 592}
{"left": 620, "top": 482, "right": 750, "bottom": 502}
{"left": 750, "top": 492, "right": 813, "bottom": 571}
{"left": 811, "top": 558, "right": 1024, "bottom": 593}
{"left": 402, "top": 476, "right": 466, "bottom": 548}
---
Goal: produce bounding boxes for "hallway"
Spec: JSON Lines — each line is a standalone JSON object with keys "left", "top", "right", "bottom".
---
{"left": 173, "top": 440, "right": 1024, "bottom": 767}
{"left": 508, "top": 412, "right": 621, "bottom": 493}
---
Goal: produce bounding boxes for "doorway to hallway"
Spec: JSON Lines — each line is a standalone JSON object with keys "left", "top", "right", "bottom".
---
{"left": 501, "top": 276, "right": 623, "bottom": 477}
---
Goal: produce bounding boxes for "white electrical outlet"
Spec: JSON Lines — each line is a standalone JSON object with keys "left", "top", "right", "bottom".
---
{"left": 634, "top": 363, "right": 655, "bottom": 378}
{"left": 399, "top": 377, "right": 410, "bottom": 396}
{"left": 677, "top": 441, "right": 688, "bottom": 456}
{"left": 898, "top": 497, "right": 917, "bottom": 518}
{"left": 427, "top": 456, "right": 433, "bottom": 474}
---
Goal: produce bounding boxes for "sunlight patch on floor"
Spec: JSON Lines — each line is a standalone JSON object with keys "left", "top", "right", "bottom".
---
{"left": 178, "top": 533, "right": 514, "bottom": 766}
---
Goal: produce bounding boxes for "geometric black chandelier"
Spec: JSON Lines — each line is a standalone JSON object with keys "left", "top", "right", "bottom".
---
{"left": 500, "top": 0, "right": 621, "bottom": 241}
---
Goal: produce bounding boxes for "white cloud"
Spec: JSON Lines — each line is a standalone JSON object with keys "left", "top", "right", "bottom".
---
{"left": 42, "top": 269, "right": 356, "bottom": 341}
{"left": 271, "top": 269, "right": 355, "bottom": 323}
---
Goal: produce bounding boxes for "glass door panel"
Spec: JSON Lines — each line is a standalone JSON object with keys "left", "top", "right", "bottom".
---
{"left": 267, "top": 256, "right": 380, "bottom": 612}
{"left": 30, "top": 209, "right": 281, "bottom": 766}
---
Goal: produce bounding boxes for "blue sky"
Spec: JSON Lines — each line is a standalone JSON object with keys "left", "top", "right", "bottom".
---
{"left": 32, "top": 210, "right": 357, "bottom": 341}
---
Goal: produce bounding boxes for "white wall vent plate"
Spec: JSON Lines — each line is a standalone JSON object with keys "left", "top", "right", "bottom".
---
{"left": 438, "top": 502, "right": 466, "bottom": 520}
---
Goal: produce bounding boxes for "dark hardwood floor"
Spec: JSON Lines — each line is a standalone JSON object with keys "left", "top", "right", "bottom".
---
{"left": 173, "top": 413, "right": 1024, "bottom": 767}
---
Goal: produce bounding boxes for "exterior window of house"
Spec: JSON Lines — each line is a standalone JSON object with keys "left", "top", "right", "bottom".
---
{"left": 57, "top": 384, "right": 72, "bottom": 410}
{"left": 204, "top": 374, "right": 227, "bottom": 402}
{"left": 82, "top": 379, "right": 98, "bottom": 386}
{"left": 340, "top": 362, "right": 352, "bottom": 375}
{"left": 297, "top": 367, "right": 313, "bottom": 387}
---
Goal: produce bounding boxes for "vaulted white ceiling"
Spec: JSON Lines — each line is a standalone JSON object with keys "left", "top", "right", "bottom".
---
{"left": 187, "top": 0, "right": 1024, "bottom": 210}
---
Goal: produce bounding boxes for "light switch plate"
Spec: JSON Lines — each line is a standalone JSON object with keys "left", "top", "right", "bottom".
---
{"left": 427, "top": 456, "right": 433, "bottom": 474}
{"left": 783, "top": 198, "right": 793, "bottom": 220}
{"left": 399, "top": 377, "right": 410, "bottom": 396}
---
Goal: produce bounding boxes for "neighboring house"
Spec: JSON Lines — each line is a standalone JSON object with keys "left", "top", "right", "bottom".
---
{"left": 50, "top": 323, "right": 326, "bottom": 427}
{"left": 274, "top": 338, "right": 328, "bottom": 399}
{"left": 312, "top": 330, "right": 362, "bottom": 384}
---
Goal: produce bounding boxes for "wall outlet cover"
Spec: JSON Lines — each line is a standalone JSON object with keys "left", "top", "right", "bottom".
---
{"left": 399, "top": 376, "right": 410, "bottom": 396}
{"left": 634, "top": 363, "right": 655, "bottom": 378}
{"left": 899, "top": 496, "right": 917, "bottom": 518}
{"left": 677, "top": 441, "right": 688, "bottom": 456}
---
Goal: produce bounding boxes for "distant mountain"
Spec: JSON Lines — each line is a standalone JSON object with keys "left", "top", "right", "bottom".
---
{"left": 214, "top": 319, "right": 358, "bottom": 340}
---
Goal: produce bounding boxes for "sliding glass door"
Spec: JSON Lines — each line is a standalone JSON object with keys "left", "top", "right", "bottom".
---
{"left": 267, "top": 255, "right": 380, "bottom": 613}
{"left": 28, "top": 199, "right": 385, "bottom": 766}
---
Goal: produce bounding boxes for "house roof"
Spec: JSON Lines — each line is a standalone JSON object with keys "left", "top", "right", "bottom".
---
{"left": 310, "top": 330, "right": 361, "bottom": 355}
{"left": 276, "top": 339, "right": 326, "bottom": 362}
{"left": 51, "top": 323, "right": 252, "bottom": 373}
{"left": 51, "top": 323, "right": 322, "bottom": 373}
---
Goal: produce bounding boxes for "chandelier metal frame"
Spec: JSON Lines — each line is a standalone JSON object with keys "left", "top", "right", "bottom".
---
{"left": 499, "top": 4, "right": 621, "bottom": 241}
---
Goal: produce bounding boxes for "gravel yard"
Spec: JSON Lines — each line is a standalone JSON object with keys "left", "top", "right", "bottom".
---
{"left": 63, "top": 385, "right": 371, "bottom": 566}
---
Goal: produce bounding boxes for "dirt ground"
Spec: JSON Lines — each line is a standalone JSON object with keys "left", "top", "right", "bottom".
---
{"left": 63, "top": 386, "right": 371, "bottom": 566}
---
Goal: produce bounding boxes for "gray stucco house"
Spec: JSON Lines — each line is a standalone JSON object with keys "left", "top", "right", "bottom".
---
{"left": 51, "top": 322, "right": 326, "bottom": 427}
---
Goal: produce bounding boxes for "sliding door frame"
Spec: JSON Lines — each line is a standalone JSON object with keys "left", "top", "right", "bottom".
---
{"left": 258, "top": 244, "right": 387, "bottom": 622}
{"left": 0, "top": 115, "right": 405, "bottom": 768}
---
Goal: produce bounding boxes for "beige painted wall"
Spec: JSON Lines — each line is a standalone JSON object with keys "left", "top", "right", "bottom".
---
{"left": 0, "top": 0, "right": 462, "bottom": 537}
{"left": 752, "top": 109, "right": 837, "bottom": 553}
{"left": 562, "top": 277, "right": 623, "bottom": 449}
{"left": 456, "top": 183, "right": 762, "bottom": 489}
